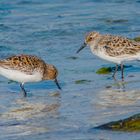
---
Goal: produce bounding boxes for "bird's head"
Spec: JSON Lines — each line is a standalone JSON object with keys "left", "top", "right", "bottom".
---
{"left": 77, "top": 31, "right": 100, "bottom": 53}
{"left": 43, "top": 64, "right": 61, "bottom": 90}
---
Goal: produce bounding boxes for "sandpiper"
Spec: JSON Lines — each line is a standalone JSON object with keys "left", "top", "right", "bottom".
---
{"left": 0, "top": 54, "right": 61, "bottom": 97}
{"left": 77, "top": 31, "right": 140, "bottom": 79}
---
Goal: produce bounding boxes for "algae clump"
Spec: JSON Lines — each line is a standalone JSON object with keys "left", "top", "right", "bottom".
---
{"left": 133, "top": 37, "right": 140, "bottom": 42}
{"left": 96, "top": 67, "right": 112, "bottom": 74}
{"left": 75, "top": 80, "right": 91, "bottom": 84}
{"left": 96, "top": 113, "right": 140, "bottom": 132}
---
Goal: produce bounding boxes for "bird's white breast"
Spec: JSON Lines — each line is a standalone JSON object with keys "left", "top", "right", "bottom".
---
{"left": 90, "top": 45, "right": 140, "bottom": 64}
{"left": 0, "top": 67, "right": 43, "bottom": 83}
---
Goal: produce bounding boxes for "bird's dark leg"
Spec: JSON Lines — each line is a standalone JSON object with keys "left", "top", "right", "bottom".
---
{"left": 121, "top": 63, "right": 124, "bottom": 81}
{"left": 20, "top": 83, "right": 27, "bottom": 97}
{"left": 112, "top": 64, "right": 118, "bottom": 78}
{"left": 54, "top": 78, "right": 62, "bottom": 90}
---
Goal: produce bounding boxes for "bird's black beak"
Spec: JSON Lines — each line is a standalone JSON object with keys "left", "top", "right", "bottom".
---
{"left": 76, "top": 42, "right": 87, "bottom": 53}
{"left": 54, "top": 78, "right": 61, "bottom": 90}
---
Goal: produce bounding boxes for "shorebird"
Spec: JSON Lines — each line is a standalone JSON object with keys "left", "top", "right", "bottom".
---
{"left": 77, "top": 31, "right": 140, "bottom": 79}
{"left": 0, "top": 54, "right": 61, "bottom": 97}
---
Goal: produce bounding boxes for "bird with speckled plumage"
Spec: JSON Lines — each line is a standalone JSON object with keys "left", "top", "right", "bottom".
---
{"left": 77, "top": 31, "right": 140, "bottom": 79}
{"left": 0, "top": 54, "right": 61, "bottom": 97}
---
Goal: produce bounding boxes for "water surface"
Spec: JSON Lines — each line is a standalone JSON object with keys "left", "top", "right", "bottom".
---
{"left": 0, "top": 0, "right": 140, "bottom": 139}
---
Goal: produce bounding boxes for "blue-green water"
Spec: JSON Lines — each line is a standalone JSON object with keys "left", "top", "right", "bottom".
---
{"left": 0, "top": 0, "right": 140, "bottom": 139}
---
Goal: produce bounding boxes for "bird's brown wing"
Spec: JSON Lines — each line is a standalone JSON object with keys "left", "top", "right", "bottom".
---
{"left": 100, "top": 35, "right": 140, "bottom": 57}
{"left": 0, "top": 54, "right": 45, "bottom": 74}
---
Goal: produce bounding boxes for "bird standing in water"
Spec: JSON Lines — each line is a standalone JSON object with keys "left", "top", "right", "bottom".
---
{"left": 0, "top": 54, "right": 61, "bottom": 97}
{"left": 77, "top": 31, "right": 140, "bottom": 80}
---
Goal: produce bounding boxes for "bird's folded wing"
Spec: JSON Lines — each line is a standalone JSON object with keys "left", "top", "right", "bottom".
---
{"left": 0, "top": 55, "right": 44, "bottom": 75}
{"left": 100, "top": 35, "right": 140, "bottom": 57}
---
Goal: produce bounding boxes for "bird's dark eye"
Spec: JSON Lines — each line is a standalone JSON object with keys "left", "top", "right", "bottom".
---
{"left": 89, "top": 37, "right": 92, "bottom": 41}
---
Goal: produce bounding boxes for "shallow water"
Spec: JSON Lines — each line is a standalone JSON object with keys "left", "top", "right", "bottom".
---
{"left": 0, "top": 0, "right": 140, "bottom": 139}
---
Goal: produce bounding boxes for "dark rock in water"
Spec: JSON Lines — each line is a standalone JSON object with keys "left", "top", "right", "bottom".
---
{"left": 133, "top": 37, "right": 140, "bottom": 42}
{"left": 105, "top": 85, "right": 112, "bottom": 89}
{"left": 105, "top": 19, "right": 128, "bottom": 24}
{"left": 96, "top": 114, "right": 140, "bottom": 132}
{"left": 128, "top": 75, "right": 135, "bottom": 78}
{"left": 67, "top": 56, "right": 78, "bottom": 60}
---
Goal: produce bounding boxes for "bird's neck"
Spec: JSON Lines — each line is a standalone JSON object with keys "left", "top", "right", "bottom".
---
{"left": 89, "top": 36, "right": 102, "bottom": 53}
{"left": 42, "top": 64, "right": 51, "bottom": 80}
{"left": 42, "top": 64, "right": 56, "bottom": 80}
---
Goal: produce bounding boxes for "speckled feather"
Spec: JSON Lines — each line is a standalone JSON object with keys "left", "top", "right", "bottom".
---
{"left": 0, "top": 54, "right": 61, "bottom": 95}
{"left": 99, "top": 35, "right": 140, "bottom": 57}
{"left": 0, "top": 54, "right": 46, "bottom": 75}
{"left": 85, "top": 32, "right": 140, "bottom": 59}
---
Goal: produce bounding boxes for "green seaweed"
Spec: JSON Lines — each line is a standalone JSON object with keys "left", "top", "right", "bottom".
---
{"left": 133, "top": 37, "right": 140, "bottom": 42}
{"left": 75, "top": 79, "right": 91, "bottom": 84}
{"left": 96, "top": 67, "right": 112, "bottom": 74}
{"left": 8, "top": 80, "right": 17, "bottom": 84}
{"left": 96, "top": 114, "right": 140, "bottom": 132}
{"left": 96, "top": 65, "right": 132, "bottom": 75}
{"left": 67, "top": 56, "right": 78, "bottom": 60}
